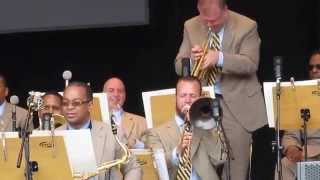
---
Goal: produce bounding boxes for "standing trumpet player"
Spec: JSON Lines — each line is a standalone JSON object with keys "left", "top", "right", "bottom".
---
{"left": 144, "top": 77, "right": 226, "bottom": 180}
{"left": 175, "top": 0, "right": 268, "bottom": 179}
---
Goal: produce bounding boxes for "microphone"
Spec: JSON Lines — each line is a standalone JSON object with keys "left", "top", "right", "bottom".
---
{"left": 62, "top": 70, "right": 72, "bottom": 87}
{"left": 42, "top": 113, "right": 52, "bottom": 130}
{"left": 10, "top": 95, "right": 19, "bottom": 131}
{"left": 273, "top": 56, "right": 283, "bottom": 80}
{"left": 211, "top": 98, "right": 221, "bottom": 121}
{"left": 181, "top": 58, "right": 191, "bottom": 77}
{"left": 290, "top": 77, "right": 295, "bottom": 89}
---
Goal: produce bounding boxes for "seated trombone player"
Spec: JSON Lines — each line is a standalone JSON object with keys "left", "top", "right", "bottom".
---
{"left": 57, "top": 81, "right": 142, "bottom": 180}
{"left": 144, "top": 77, "right": 226, "bottom": 180}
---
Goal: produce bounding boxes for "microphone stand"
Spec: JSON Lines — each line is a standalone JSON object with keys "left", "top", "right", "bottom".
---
{"left": 300, "top": 109, "right": 310, "bottom": 161}
{"left": 272, "top": 77, "right": 282, "bottom": 180}
{"left": 212, "top": 101, "right": 234, "bottom": 180}
{"left": 16, "top": 106, "right": 38, "bottom": 180}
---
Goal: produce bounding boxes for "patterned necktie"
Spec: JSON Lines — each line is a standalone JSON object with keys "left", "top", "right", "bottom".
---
{"left": 206, "top": 31, "right": 222, "bottom": 86}
{"left": 176, "top": 122, "right": 192, "bottom": 180}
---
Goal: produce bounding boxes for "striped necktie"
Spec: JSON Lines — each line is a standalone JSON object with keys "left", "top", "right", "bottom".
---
{"left": 176, "top": 122, "right": 192, "bottom": 180}
{"left": 206, "top": 31, "right": 222, "bottom": 86}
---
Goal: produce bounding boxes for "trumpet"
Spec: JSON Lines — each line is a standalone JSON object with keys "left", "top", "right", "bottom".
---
{"left": 73, "top": 115, "right": 130, "bottom": 180}
{"left": 191, "top": 27, "right": 221, "bottom": 85}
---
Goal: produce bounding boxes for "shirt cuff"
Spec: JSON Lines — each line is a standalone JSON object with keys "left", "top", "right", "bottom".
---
{"left": 171, "top": 147, "right": 179, "bottom": 166}
{"left": 217, "top": 51, "right": 224, "bottom": 67}
{"left": 133, "top": 139, "right": 145, "bottom": 149}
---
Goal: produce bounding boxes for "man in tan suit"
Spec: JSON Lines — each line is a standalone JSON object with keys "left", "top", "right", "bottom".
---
{"left": 175, "top": 0, "right": 268, "bottom": 179}
{"left": 103, "top": 77, "right": 147, "bottom": 149}
{"left": 0, "top": 74, "right": 29, "bottom": 132}
{"left": 278, "top": 49, "right": 320, "bottom": 180}
{"left": 144, "top": 77, "right": 226, "bottom": 180}
{"left": 57, "top": 81, "right": 142, "bottom": 180}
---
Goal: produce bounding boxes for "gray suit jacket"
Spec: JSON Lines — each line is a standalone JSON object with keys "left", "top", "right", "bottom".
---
{"left": 144, "top": 120, "right": 226, "bottom": 180}
{"left": 58, "top": 120, "right": 142, "bottom": 180}
{"left": 175, "top": 10, "right": 267, "bottom": 131}
{"left": 0, "top": 101, "right": 30, "bottom": 131}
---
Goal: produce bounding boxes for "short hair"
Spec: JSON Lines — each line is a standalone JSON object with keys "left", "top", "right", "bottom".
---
{"left": 66, "top": 81, "right": 93, "bottom": 101}
{"left": 42, "top": 91, "right": 63, "bottom": 103}
{"left": 310, "top": 48, "right": 320, "bottom": 59}
{"left": 198, "top": 0, "right": 227, "bottom": 8}
{"left": 176, "top": 76, "right": 202, "bottom": 95}
{"left": 0, "top": 73, "right": 7, "bottom": 87}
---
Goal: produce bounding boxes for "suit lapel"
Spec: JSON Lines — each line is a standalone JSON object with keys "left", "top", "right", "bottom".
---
{"left": 122, "top": 112, "right": 135, "bottom": 139}
{"left": 164, "top": 120, "right": 180, "bottom": 148}
{"left": 191, "top": 128, "right": 202, "bottom": 159}
{"left": 91, "top": 120, "right": 106, "bottom": 164}
{"left": 221, "top": 11, "right": 235, "bottom": 52}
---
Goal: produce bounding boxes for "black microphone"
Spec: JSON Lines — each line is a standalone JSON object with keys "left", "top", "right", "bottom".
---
{"left": 10, "top": 95, "right": 19, "bottom": 131}
{"left": 211, "top": 98, "right": 221, "bottom": 121}
{"left": 273, "top": 56, "right": 282, "bottom": 80}
{"left": 181, "top": 58, "right": 191, "bottom": 77}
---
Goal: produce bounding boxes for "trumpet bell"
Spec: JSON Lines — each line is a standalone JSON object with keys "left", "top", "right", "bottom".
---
{"left": 189, "top": 97, "right": 217, "bottom": 130}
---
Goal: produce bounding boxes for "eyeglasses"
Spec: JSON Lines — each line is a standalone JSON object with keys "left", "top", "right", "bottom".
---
{"left": 62, "top": 99, "right": 91, "bottom": 107}
{"left": 308, "top": 64, "right": 320, "bottom": 71}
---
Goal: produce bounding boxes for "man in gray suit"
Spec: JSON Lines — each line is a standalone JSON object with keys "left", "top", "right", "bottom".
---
{"left": 57, "top": 81, "right": 142, "bottom": 180}
{"left": 278, "top": 49, "right": 320, "bottom": 180}
{"left": 0, "top": 74, "right": 29, "bottom": 132}
{"left": 175, "top": 0, "right": 268, "bottom": 179}
{"left": 144, "top": 77, "right": 226, "bottom": 180}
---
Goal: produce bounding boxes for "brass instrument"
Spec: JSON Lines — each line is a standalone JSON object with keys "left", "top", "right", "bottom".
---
{"left": 191, "top": 27, "right": 220, "bottom": 84}
{"left": 73, "top": 115, "right": 130, "bottom": 180}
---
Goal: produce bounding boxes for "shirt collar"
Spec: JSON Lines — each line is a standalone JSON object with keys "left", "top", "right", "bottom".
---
{"left": 175, "top": 114, "right": 184, "bottom": 132}
{"left": 67, "top": 119, "right": 92, "bottom": 130}
{"left": 112, "top": 108, "right": 124, "bottom": 126}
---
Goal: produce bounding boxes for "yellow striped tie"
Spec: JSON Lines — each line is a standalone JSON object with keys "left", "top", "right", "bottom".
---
{"left": 206, "top": 31, "right": 221, "bottom": 86}
{"left": 176, "top": 122, "right": 192, "bottom": 180}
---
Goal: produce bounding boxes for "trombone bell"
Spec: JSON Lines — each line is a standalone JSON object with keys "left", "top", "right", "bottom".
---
{"left": 189, "top": 97, "right": 217, "bottom": 130}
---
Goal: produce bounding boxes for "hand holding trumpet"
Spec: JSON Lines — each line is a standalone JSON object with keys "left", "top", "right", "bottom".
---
{"left": 191, "top": 45, "right": 219, "bottom": 70}
{"left": 176, "top": 105, "right": 192, "bottom": 155}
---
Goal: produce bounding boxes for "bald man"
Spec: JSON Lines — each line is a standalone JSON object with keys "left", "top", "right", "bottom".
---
{"left": 103, "top": 77, "right": 147, "bottom": 149}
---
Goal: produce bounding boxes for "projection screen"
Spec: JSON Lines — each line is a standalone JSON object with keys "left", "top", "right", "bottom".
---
{"left": 0, "top": 0, "right": 149, "bottom": 34}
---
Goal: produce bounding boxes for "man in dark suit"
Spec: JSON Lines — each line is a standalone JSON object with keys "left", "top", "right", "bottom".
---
{"left": 0, "top": 74, "right": 29, "bottom": 132}
{"left": 175, "top": 0, "right": 268, "bottom": 179}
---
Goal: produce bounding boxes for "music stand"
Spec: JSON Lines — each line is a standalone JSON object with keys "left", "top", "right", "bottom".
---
{"left": 264, "top": 80, "right": 320, "bottom": 161}
{"left": 0, "top": 132, "right": 72, "bottom": 180}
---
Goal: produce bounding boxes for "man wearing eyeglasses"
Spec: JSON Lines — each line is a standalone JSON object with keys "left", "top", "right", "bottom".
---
{"left": 277, "top": 49, "right": 320, "bottom": 180}
{"left": 57, "top": 81, "right": 142, "bottom": 180}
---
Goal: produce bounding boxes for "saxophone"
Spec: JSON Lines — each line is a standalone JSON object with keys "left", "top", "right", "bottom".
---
{"left": 73, "top": 115, "right": 130, "bottom": 180}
